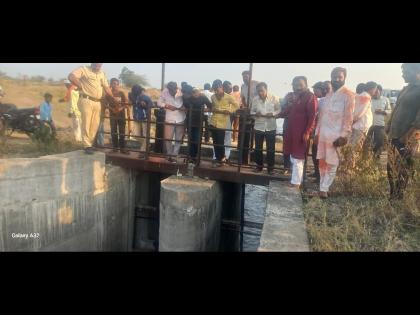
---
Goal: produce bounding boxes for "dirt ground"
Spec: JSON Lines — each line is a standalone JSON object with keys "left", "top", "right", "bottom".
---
{"left": 0, "top": 78, "right": 161, "bottom": 158}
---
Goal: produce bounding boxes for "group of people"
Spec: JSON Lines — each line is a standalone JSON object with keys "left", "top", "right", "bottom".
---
{"left": 281, "top": 64, "right": 419, "bottom": 200}
{"left": 59, "top": 63, "right": 418, "bottom": 200}
{"left": 156, "top": 75, "right": 253, "bottom": 165}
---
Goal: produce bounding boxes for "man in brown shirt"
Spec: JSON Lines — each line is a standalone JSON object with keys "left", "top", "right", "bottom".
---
{"left": 68, "top": 63, "right": 118, "bottom": 154}
{"left": 386, "top": 63, "right": 420, "bottom": 199}
{"left": 105, "top": 78, "right": 129, "bottom": 154}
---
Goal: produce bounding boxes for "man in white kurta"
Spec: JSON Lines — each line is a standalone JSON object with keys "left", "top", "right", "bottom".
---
{"left": 157, "top": 82, "right": 185, "bottom": 163}
{"left": 316, "top": 67, "right": 355, "bottom": 198}
{"left": 350, "top": 82, "right": 377, "bottom": 149}
{"left": 351, "top": 92, "right": 372, "bottom": 147}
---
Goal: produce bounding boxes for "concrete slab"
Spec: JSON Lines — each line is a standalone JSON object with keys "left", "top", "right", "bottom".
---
{"left": 258, "top": 181, "right": 310, "bottom": 252}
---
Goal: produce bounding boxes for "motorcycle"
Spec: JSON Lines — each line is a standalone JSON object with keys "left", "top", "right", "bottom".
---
{"left": 0, "top": 104, "right": 55, "bottom": 140}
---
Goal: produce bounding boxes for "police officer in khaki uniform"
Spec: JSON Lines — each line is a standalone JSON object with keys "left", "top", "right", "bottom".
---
{"left": 68, "top": 63, "right": 118, "bottom": 154}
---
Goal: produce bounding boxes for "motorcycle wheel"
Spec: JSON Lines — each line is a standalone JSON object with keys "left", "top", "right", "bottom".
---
{"left": 23, "top": 116, "right": 41, "bottom": 133}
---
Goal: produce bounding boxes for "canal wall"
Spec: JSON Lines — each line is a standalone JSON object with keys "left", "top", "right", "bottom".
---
{"left": 0, "top": 151, "right": 135, "bottom": 251}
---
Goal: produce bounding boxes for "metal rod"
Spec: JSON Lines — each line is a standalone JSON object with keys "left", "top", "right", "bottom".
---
{"left": 237, "top": 110, "right": 247, "bottom": 173}
{"left": 187, "top": 102, "right": 192, "bottom": 162}
{"left": 247, "top": 63, "right": 253, "bottom": 109}
{"left": 237, "top": 63, "right": 253, "bottom": 172}
{"left": 161, "top": 63, "right": 165, "bottom": 91}
{"left": 196, "top": 105, "right": 204, "bottom": 167}
{"left": 145, "top": 107, "right": 151, "bottom": 160}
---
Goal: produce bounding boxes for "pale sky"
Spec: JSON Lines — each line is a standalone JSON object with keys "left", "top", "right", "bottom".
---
{"left": 0, "top": 63, "right": 405, "bottom": 97}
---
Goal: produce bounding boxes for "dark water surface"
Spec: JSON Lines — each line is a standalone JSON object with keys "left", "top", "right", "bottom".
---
{"left": 243, "top": 184, "right": 268, "bottom": 251}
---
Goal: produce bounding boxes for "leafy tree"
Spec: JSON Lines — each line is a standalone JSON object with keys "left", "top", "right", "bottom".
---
{"left": 30, "top": 75, "right": 46, "bottom": 82}
{"left": 119, "top": 67, "right": 149, "bottom": 88}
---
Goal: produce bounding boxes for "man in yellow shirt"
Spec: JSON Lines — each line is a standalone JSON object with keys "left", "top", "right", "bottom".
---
{"left": 0, "top": 85, "right": 5, "bottom": 99}
{"left": 68, "top": 63, "right": 118, "bottom": 154}
{"left": 210, "top": 80, "right": 239, "bottom": 167}
{"left": 60, "top": 80, "right": 81, "bottom": 142}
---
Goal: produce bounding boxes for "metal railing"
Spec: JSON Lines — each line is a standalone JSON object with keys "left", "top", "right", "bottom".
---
{"left": 96, "top": 101, "right": 291, "bottom": 175}
{"left": 98, "top": 99, "right": 292, "bottom": 252}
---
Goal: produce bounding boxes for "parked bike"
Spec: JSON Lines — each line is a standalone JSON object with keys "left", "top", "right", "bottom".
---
{"left": 0, "top": 104, "right": 55, "bottom": 141}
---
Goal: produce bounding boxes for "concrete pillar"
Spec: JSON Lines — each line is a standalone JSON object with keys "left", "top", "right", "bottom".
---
{"left": 159, "top": 176, "right": 222, "bottom": 252}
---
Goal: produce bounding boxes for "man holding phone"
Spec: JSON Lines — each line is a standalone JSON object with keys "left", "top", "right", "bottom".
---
{"left": 315, "top": 67, "right": 355, "bottom": 199}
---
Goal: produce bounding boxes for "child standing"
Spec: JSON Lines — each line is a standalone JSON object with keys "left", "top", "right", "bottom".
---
{"left": 39, "top": 93, "right": 56, "bottom": 131}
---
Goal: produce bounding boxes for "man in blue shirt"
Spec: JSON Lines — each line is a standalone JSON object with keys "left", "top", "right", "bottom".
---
{"left": 39, "top": 93, "right": 56, "bottom": 131}
{"left": 40, "top": 93, "right": 53, "bottom": 121}
{"left": 39, "top": 93, "right": 55, "bottom": 133}
{"left": 129, "top": 85, "right": 154, "bottom": 156}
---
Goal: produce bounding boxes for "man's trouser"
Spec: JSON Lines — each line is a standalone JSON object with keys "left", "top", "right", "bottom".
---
{"left": 283, "top": 121, "right": 291, "bottom": 170}
{"left": 133, "top": 120, "right": 148, "bottom": 152}
{"left": 110, "top": 112, "right": 126, "bottom": 149}
{"left": 254, "top": 130, "right": 276, "bottom": 170}
{"left": 154, "top": 109, "right": 166, "bottom": 153}
{"left": 319, "top": 159, "right": 338, "bottom": 193}
{"left": 203, "top": 114, "right": 211, "bottom": 143}
{"left": 72, "top": 115, "right": 82, "bottom": 142}
{"left": 366, "top": 125, "right": 386, "bottom": 158}
{"left": 291, "top": 156, "right": 305, "bottom": 185}
{"left": 96, "top": 122, "right": 105, "bottom": 147}
{"left": 188, "top": 126, "right": 200, "bottom": 160}
{"left": 232, "top": 116, "right": 239, "bottom": 142}
{"left": 311, "top": 140, "right": 320, "bottom": 180}
{"left": 387, "top": 138, "right": 415, "bottom": 199}
{"left": 224, "top": 118, "right": 233, "bottom": 160}
{"left": 211, "top": 126, "right": 225, "bottom": 162}
{"left": 79, "top": 97, "right": 101, "bottom": 148}
{"left": 164, "top": 121, "right": 185, "bottom": 157}
{"left": 237, "top": 117, "right": 254, "bottom": 164}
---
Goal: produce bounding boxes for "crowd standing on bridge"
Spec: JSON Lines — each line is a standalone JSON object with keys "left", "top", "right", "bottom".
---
{"left": 129, "top": 84, "right": 154, "bottom": 154}
{"left": 61, "top": 63, "right": 419, "bottom": 200}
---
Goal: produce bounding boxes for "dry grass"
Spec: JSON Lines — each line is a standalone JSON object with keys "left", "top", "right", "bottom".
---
{"left": 0, "top": 78, "right": 161, "bottom": 130}
{"left": 0, "top": 78, "right": 162, "bottom": 158}
{"left": 0, "top": 130, "right": 84, "bottom": 158}
{"left": 303, "top": 146, "right": 420, "bottom": 252}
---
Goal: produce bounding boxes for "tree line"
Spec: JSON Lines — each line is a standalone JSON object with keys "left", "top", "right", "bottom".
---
{"left": 0, "top": 67, "right": 149, "bottom": 88}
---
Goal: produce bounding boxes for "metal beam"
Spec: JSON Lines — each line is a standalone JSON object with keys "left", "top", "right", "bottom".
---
{"left": 161, "top": 63, "right": 165, "bottom": 91}
{"left": 247, "top": 63, "right": 253, "bottom": 108}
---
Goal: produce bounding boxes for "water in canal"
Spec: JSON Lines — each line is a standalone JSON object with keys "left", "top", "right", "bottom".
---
{"left": 243, "top": 184, "right": 269, "bottom": 251}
